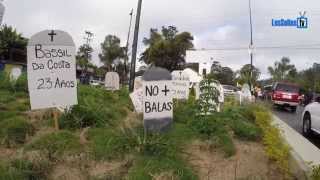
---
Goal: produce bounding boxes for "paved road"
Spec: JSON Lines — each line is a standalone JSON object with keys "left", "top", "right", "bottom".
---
{"left": 272, "top": 105, "right": 320, "bottom": 149}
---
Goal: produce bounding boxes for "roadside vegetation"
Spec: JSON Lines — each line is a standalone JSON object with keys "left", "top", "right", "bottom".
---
{"left": 0, "top": 72, "right": 291, "bottom": 179}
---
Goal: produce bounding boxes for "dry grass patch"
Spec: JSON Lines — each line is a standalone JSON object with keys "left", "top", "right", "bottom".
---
{"left": 185, "top": 139, "right": 284, "bottom": 180}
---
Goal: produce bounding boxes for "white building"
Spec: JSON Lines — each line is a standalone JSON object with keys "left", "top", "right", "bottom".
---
{"left": 186, "top": 50, "right": 214, "bottom": 77}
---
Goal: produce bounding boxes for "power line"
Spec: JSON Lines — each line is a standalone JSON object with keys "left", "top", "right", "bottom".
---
{"left": 194, "top": 44, "right": 320, "bottom": 51}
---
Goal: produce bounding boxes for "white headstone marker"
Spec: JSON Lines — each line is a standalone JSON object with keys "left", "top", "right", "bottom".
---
{"left": 143, "top": 67, "right": 173, "bottom": 132}
{"left": 134, "top": 76, "right": 143, "bottom": 91}
{"left": 10, "top": 67, "right": 22, "bottom": 81}
{"left": 129, "top": 87, "right": 143, "bottom": 113}
{"left": 105, "top": 72, "right": 120, "bottom": 91}
{"left": 171, "top": 70, "right": 190, "bottom": 100}
{"left": 241, "top": 84, "right": 253, "bottom": 103}
{"left": 27, "top": 30, "right": 77, "bottom": 110}
{"left": 0, "top": 2, "right": 5, "bottom": 25}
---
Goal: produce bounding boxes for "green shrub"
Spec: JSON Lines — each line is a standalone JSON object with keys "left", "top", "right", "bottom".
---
{"left": 0, "top": 117, "right": 34, "bottom": 146}
{"left": 88, "top": 125, "right": 181, "bottom": 160}
{"left": 221, "top": 106, "right": 261, "bottom": 141}
{"left": 253, "top": 106, "right": 290, "bottom": 177}
{"left": 173, "top": 99, "right": 197, "bottom": 124}
{"left": 59, "top": 85, "right": 131, "bottom": 130}
{"left": 26, "top": 131, "right": 81, "bottom": 160}
{"left": 230, "top": 119, "right": 262, "bottom": 141}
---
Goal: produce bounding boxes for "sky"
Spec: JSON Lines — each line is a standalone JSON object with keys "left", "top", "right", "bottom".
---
{"left": 2, "top": 0, "right": 320, "bottom": 79}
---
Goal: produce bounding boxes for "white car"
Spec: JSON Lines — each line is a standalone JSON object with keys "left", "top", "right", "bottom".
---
{"left": 302, "top": 96, "right": 320, "bottom": 136}
{"left": 89, "top": 80, "right": 101, "bottom": 86}
{"left": 222, "top": 85, "right": 238, "bottom": 96}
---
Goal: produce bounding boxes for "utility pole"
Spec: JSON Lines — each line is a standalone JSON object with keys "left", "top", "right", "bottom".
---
{"left": 129, "top": 0, "right": 143, "bottom": 92}
{"left": 81, "top": 31, "right": 94, "bottom": 84}
{"left": 248, "top": 0, "right": 254, "bottom": 92}
{"left": 124, "top": 9, "right": 134, "bottom": 84}
{"left": 84, "top": 31, "right": 94, "bottom": 60}
{"left": 0, "top": 0, "right": 5, "bottom": 25}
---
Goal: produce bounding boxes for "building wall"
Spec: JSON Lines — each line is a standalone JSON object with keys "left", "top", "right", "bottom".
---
{"left": 186, "top": 50, "right": 213, "bottom": 76}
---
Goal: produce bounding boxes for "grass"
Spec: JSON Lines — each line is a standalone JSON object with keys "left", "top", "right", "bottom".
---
{"left": 0, "top": 117, "right": 33, "bottom": 147}
{"left": 128, "top": 156, "right": 198, "bottom": 180}
{"left": 26, "top": 131, "right": 81, "bottom": 160}
{"left": 0, "top": 73, "right": 290, "bottom": 179}
{"left": 173, "top": 96, "right": 265, "bottom": 158}
{"left": 0, "top": 159, "right": 51, "bottom": 180}
{"left": 87, "top": 123, "right": 198, "bottom": 179}
{"left": 87, "top": 128, "right": 135, "bottom": 160}
{"left": 59, "top": 85, "right": 133, "bottom": 130}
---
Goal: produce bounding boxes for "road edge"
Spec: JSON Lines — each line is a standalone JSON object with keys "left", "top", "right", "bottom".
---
{"left": 272, "top": 114, "right": 320, "bottom": 179}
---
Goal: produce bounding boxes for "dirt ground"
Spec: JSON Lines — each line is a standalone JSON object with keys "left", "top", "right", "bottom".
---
{"left": 184, "top": 140, "right": 284, "bottom": 180}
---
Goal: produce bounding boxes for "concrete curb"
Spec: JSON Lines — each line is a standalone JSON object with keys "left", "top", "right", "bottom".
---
{"left": 272, "top": 114, "right": 320, "bottom": 179}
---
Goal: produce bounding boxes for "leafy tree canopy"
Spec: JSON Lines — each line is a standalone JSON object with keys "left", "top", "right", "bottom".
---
{"left": 140, "top": 26, "right": 194, "bottom": 71}
{"left": 99, "top": 35, "right": 125, "bottom": 70}
{"left": 0, "top": 25, "right": 28, "bottom": 59}
{"left": 268, "top": 57, "right": 297, "bottom": 81}
{"left": 210, "top": 61, "right": 235, "bottom": 85}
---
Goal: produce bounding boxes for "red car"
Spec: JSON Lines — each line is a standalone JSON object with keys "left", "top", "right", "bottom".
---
{"left": 272, "top": 82, "right": 300, "bottom": 112}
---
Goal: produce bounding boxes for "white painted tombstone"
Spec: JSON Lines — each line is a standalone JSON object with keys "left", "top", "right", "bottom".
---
{"left": 143, "top": 67, "right": 173, "bottom": 132}
{"left": 171, "top": 70, "right": 190, "bottom": 100}
{"left": 105, "top": 72, "right": 120, "bottom": 91}
{"left": 129, "top": 87, "right": 143, "bottom": 113}
{"left": 134, "top": 76, "right": 143, "bottom": 91}
{"left": 27, "top": 30, "right": 77, "bottom": 110}
{"left": 0, "top": 1, "right": 5, "bottom": 25}
{"left": 240, "top": 84, "right": 253, "bottom": 104}
{"left": 10, "top": 67, "right": 22, "bottom": 81}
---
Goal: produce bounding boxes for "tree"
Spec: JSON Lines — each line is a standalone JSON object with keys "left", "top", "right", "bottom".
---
{"left": 296, "top": 64, "right": 320, "bottom": 92}
{"left": 237, "top": 64, "right": 261, "bottom": 86}
{"left": 210, "top": 62, "right": 235, "bottom": 85}
{"left": 268, "top": 57, "right": 297, "bottom": 81}
{"left": 76, "top": 44, "right": 93, "bottom": 70}
{"left": 0, "top": 25, "right": 27, "bottom": 60}
{"left": 99, "top": 35, "right": 125, "bottom": 71}
{"left": 140, "top": 26, "right": 194, "bottom": 71}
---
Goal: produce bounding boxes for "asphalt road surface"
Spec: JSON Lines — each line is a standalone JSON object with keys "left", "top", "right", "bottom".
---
{"left": 272, "top": 105, "right": 320, "bottom": 149}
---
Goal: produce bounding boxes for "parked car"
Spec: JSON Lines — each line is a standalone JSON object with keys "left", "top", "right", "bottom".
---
{"left": 262, "top": 85, "right": 273, "bottom": 100}
{"left": 222, "top": 85, "right": 239, "bottom": 96}
{"left": 302, "top": 96, "right": 320, "bottom": 136}
{"left": 272, "top": 82, "right": 300, "bottom": 112}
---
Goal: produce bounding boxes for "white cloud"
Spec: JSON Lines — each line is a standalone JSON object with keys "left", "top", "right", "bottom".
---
{"left": 1, "top": 0, "right": 320, "bottom": 77}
